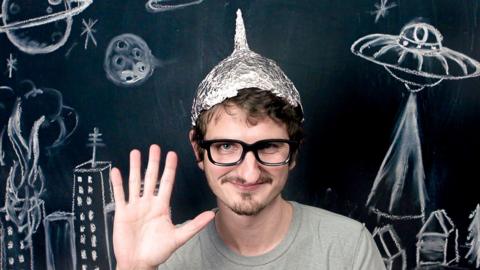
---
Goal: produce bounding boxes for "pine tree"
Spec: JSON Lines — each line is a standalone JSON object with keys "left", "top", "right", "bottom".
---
{"left": 466, "top": 204, "right": 480, "bottom": 268}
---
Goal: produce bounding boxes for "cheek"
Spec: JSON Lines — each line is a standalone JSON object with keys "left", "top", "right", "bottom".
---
{"left": 268, "top": 167, "right": 290, "bottom": 183}
{"left": 204, "top": 164, "right": 231, "bottom": 182}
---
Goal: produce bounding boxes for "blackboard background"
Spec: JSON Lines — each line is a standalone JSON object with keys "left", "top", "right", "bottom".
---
{"left": 1, "top": 0, "right": 480, "bottom": 269}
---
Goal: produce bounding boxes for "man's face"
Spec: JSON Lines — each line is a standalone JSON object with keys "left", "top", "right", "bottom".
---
{"left": 191, "top": 105, "right": 295, "bottom": 216}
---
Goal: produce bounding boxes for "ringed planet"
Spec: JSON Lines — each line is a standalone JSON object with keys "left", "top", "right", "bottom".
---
{"left": 0, "top": 0, "right": 93, "bottom": 54}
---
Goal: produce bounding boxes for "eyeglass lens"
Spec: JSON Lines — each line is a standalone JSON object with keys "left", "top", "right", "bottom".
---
{"left": 208, "top": 141, "right": 291, "bottom": 165}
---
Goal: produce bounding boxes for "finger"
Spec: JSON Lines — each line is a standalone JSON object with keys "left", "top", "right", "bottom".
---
{"left": 174, "top": 211, "right": 215, "bottom": 247}
{"left": 128, "top": 149, "right": 142, "bottom": 203}
{"left": 143, "top": 145, "right": 161, "bottom": 196}
{"left": 156, "top": 151, "right": 178, "bottom": 207}
{"left": 111, "top": 167, "right": 126, "bottom": 207}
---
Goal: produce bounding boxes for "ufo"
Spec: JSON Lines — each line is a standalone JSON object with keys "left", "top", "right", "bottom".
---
{"left": 0, "top": 0, "right": 92, "bottom": 54}
{"left": 145, "top": 0, "right": 203, "bottom": 13}
{"left": 351, "top": 22, "right": 480, "bottom": 91}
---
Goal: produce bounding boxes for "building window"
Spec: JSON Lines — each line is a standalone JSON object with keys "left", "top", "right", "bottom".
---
{"left": 89, "top": 210, "right": 94, "bottom": 221}
{"left": 78, "top": 176, "right": 83, "bottom": 183}
{"left": 80, "top": 234, "right": 86, "bottom": 244}
{"left": 8, "top": 257, "right": 14, "bottom": 265}
{"left": 80, "top": 213, "right": 85, "bottom": 221}
{"left": 91, "top": 235, "right": 97, "bottom": 247}
{"left": 90, "top": 223, "right": 96, "bottom": 233}
{"left": 88, "top": 186, "right": 93, "bottom": 194}
{"left": 80, "top": 225, "right": 85, "bottom": 233}
{"left": 81, "top": 249, "right": 87, "bottom": 260}
{"left": 77, "top": 196, "right": 83, "bottom": 206}
{"left": 86, "top": 196, "right": 92, "bottom": 205}
{"left": 79, "top": 186, "right": 84, "bottom": 194}
{"left": 18, "top": 255, "right": 24, "bottom": 263}
{"left": 88, "top": 176, "right": 92, "bottom": 183}
{"left": 7, "top": 226, "right": 13, "bottom": 235}
{"left": 92, "top": 250, "right": 98, "bottom": 261}
{"left": 7, "top": 241, "right": 13, "bottom": 249}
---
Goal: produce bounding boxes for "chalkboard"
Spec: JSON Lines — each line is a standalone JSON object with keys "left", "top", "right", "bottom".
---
{"left": 1, "top": 0, "right": 480, "bottom": 269}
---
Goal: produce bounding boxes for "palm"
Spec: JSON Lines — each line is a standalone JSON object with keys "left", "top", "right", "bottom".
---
{"left": 111, "top": 145, "right": 214, "bottom": 270}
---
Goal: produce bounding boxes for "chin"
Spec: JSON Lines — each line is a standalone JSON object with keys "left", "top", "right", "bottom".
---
{"left": 230, "top": 201, "right": 266, "bottom": 216}
{"left": 228, "top": 192, "right": 275, "bottom": 216}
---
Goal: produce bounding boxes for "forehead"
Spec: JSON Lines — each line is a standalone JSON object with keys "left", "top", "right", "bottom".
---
{"left": 204, "top": 105, "right": 288, "bottom": 142}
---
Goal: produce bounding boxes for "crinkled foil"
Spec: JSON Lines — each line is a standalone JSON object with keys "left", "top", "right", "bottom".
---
{"left": 191, "top": 9, "right": 303, "bottom": 126}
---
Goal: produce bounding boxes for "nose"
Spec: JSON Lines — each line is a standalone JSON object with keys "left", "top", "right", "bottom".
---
{"left": 237, "top": 151, "right": 261, "bottom": 183}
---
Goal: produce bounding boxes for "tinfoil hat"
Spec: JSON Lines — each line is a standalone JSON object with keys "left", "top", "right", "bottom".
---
{"left": 191, "top": 9, "right": 303, "bottom": 126}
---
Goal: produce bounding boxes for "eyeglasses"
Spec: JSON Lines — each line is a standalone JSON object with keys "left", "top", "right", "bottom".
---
{"left": 198, "top": 139, "right": 298, "bottom": 166}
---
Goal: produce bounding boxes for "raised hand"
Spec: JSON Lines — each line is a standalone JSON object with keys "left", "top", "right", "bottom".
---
{"left": 111, "top": 145, "right": 215, "bottom": 270}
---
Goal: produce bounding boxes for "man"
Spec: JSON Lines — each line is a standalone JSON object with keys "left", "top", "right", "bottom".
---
{"left": 111, "top": 10, "right": 385, "bottom": 270}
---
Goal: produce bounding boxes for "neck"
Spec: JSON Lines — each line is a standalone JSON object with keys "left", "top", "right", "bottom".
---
{"left": 214, "top": 196, "right": 293, "bottom": 256}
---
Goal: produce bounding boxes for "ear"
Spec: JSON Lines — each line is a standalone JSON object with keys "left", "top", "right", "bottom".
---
{"left": 288, "top": 160, "right": 296, "bottom": 170}
{"left": 189, "top": 129, "right": 204, "bottom": 171}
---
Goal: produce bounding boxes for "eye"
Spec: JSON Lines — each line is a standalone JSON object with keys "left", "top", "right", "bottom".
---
{"left": 219, "top": 143, "right": 233, "bottom": 150}
{"left": 257, "top": 141, "right": 287, "bottom": 154}
{"left": 259, "top": 142, "right": 279, "bottom": 150}
{"left": 212, "top": 142, "right": 239, "bottom": 153}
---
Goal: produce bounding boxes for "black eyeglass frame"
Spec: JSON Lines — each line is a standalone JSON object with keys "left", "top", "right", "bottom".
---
{"left": 198, "top": 139, "right": 299, "bottom": 166}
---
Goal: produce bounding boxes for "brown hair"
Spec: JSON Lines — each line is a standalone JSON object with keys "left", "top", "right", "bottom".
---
{"left": 191, "top": 88, "right": 304, "bottom": 162}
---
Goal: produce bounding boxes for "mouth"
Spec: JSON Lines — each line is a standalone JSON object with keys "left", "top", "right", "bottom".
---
{"left": 231, "top": 182, "right": 266, "bottom": 191}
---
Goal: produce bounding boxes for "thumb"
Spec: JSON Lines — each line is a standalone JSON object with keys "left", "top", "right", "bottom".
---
{"left": 174, "top": 211, "right": 215, "bottom": 247}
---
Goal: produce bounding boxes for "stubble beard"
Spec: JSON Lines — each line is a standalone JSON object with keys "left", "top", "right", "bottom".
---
{"left": 220, "top": 174, "right": 279, "bottom": 216}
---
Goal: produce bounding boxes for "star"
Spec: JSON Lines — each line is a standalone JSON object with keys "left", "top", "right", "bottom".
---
{"left": 81, "top": 18, "right": 98, "bottom": 50}
{"left": 6, "top": 54, "right": 17, "bottom": 79}
{"left": 371, "top": 0, "right": 397, "bottom": 23}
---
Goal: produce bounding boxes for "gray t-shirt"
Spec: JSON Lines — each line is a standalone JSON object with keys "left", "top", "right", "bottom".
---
{"left": 159, "top": 201, "right": 386, "bottom": 269}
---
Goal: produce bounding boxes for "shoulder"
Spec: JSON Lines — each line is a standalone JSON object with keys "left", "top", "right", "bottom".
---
{"left": 292, "top": 202, "right": 385, "bottom": 269}
{"left": 293, "top": 202, "right": 369, "bottom": 255}
{"left": 294, "top": 201, "right": 366, "bottom": 237}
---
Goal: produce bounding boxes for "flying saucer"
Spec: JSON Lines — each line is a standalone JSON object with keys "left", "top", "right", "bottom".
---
{"left": 146, "top": 0, "right": 203, "bottom": 13}
{"left": 0, "top": 0, "right": 92, "bottom": 54}
{"left": 351, "top": 22, "right": 480, "bottom": 90}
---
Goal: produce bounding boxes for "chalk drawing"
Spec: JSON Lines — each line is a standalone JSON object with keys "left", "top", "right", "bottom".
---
{"left": 373, "top": 225, "right": 406, "bottom": 270}
{"left": 72, "top": 127, "right": 114, "bottom": 270}
{"left": 5, "top": 53, "right": 17, "bottom": 78}
{"left": 352, "top": 22, "right": 480, "bottom": 221}
{"left": 80, "top": 18, "right": 98, "bottom": 50}
{"left": 104, "top": 33, "right": 160, "bottom": 87}
{"left": 416, "top": 210, "right": 459, "bottom": 267}
{"left": 44, "top": 212, "right": 77, "bottom": 270}
{"left": 0, "top": 80, "right": 78, "bottom": 269}
{"left": 371, "top": 0, "right": 397, "bottom": 23}
{"left": 352, "top": 22, "right": 480, "bottom": 92}
{"left": 466, "top": 204, "right": 480, "bottom": 268}
{"left": 146, "top": 0, "right": 203, "bottom": 13}
{"left": 0, "top": 0, "right": 93, "bottom": 54}
{"left": 365, "top": 92, "right": 427, "bottom": 221}
{"left": 65, "top": 42, "right": 79, "bottom": 58}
